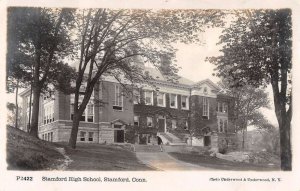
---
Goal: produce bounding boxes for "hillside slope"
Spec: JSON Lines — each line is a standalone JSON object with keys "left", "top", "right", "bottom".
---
{"left": 6, "top": 127, "right": 64, "bottom": 170}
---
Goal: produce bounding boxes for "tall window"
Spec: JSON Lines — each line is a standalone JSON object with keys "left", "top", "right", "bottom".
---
{"left": 170, "top": 94, "right": 177, "bottom": 108}
{"left": 224, "top": 119, "right": 228, "bottom": 132}
{"left": 145, "top": 91, "right": 153, "bottom": 105}
{"left": 134, "top": 116, "right": 139, "bottom": 126}
{"left": 218, "top": 118, "right": 228, "bottom": 133}
{"left": 113, "top": 84, "right": 123, "bottom": 110}
{"left": 87, "top": 104, "right": 94, "bottom": 122}
{"left": 202, "top": 97, "right": 209, "bottom": 119}
{"left": 218, "top": 102, "right": 223, "bottom": 112}
{"left": 219, "top": 119, "right": 223, "bottom": 132}
{"left": 157, "top": 92, "right": 165, "bottom": 107}
{"left": 43, "top": 102, "right": 54, "bottom": 125}
{"left": 80, "top": 103, "right": 86, "bottom": 121}
{"left": 147, "top": 117, "right": 153, "bottom": 127}
{"left": 181, "top": 95, "right": 188, "bottom": 109}
{"left": 70, "top": 103, "right": 74, "bottom": 120}
{"left": 223, "top": 103, "right": 228, "bottom": 113}
{"left": 70, "top": 97, "right": 94, "bottom": 122}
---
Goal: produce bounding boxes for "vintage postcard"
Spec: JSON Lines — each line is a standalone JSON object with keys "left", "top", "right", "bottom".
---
{"left": 0, "top": 0, "right": 300, "bottom": 190}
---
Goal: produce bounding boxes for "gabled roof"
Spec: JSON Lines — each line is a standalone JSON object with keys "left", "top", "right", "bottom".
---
{"left": 110, "top": 119, "right": 127, "bottom": 125}
{"left": 192, "top": 79, "right": 221, "bottom": 91}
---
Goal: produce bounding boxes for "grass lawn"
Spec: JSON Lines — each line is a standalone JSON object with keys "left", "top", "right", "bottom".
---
{"left": 169, "top": 152, "right": 280, "bottom": 171}
{"left": 7, "top": 126, "right": 151, "bottom": 171}
{"left": 6, "top": 127, "right": 64, "bottom": 170}
{"left": 57, "top": 143, "right": 153, "bottom": 171}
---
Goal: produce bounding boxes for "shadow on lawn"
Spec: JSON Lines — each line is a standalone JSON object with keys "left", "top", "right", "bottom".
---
{"left": 169, "top": 152, "right": 281, "bottom": 171}
{"left": 55, "top": 143, "right": 153, "bottom": 171}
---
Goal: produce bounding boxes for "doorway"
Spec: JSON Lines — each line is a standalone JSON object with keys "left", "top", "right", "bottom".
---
{"left": 204, "top": 136, "right": 211, "bottom": 146}
{"left": 114, "top": 130, "right": 124, "bottom": 143}
{"left": 158, "top": 116, "right": 165, "bottom": 132}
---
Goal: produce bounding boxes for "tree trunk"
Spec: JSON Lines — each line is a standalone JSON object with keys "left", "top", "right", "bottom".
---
{"left": 68, "top": 112, "right": 81, "bottom": 149}
{"left": 278, "top": 113, "right": 291, "bottom": 170}
{"left": 15, "top": 80, "right": 19, "bottom": 129}
{"left": 29, "top": 85, "right": 41, "bottom": 138}
{"left": 28, "top": 84, "right": 33, "bottom": 132}
{"left": 242, "top": 128, "right": 245, "bottom": 149}
{"left": 271, "top": 80, "right": 292, "bottom": 170}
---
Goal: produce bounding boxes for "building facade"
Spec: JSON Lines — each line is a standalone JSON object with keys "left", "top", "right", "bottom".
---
{"left": 20, "top": 68, "right": 237, "bottom": 149}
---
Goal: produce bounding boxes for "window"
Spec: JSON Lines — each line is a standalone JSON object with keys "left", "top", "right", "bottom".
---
{"left": 70, "top": 99, "right": 94, "bottom": 122}
{"left": 218, "top": 118, "right": 228, "bottom": 133}
{"left": 223, "top": 103, "right": 228, "bottom": 113}
{"left": 50, "top": 132, "right": 53, "bottom": 142}
{"left": 203, "top": 87, "right": 208, "bottom": 94}
{"left": 87, "top": 104, "right": 94, "bottom": 122}
{"left": 133, "top": 89, "right": 140, "bottom": 104}
{"left": 224, "top": 119, "right": 228, "bottom": 133}
{"left": 134, "top": 116, "right": 139, "bottom": 126}
{"left": 80, "top": 131, "right": 86, "bottom": 141}
{"left": 88, "top": 132, "right": 94, "bottom": 142}
{"left": 219, "top": 119, "right": 223, "bottom": 132}
{"left": 170, "top": 94, "right": 177, "bottom": 108}
{"left": 218, "top": 102, "right": 223, "bottom": 113}
{"left": 113, "top": 85, "right": 123, "bottom": 110}
{"left": 70, "top": 103, "right": 74, "bottom": 120}
{"left": 181, "top": 95, "right": 188, "bottom": 109}
{"left": 202, "top": 97, "right": 209, "bottom": 119}
{"left": 145, "top": 91, "right": 153, "bottom": 105}
{"left": 147, "top": 117, "right": 153, "bottom": 127}
{"left": 171, "top": 119, "right": 177, "bottom": 129}
{"left": 43, "top": 103, "right": 54, "bottom": 125}
{"left": 43, "top": 108, "right": 46, "bottom": 124}
{"left": 157, "top": 92, "right": 165, "bottom": 107}
{"left": 80, "top": 105, "right": 86, "bottom": 121}
{"left": 45, "top": 133, "right": 48, "bottom": 141}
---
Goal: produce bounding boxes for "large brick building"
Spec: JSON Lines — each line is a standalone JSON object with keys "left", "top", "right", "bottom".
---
{"left": 20, "top": 67, "right": 237, "bottom": 149}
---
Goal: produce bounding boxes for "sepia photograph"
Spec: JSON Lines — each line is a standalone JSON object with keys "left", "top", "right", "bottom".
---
{"left": 1, "top": 1, "right": 300, "bottom": 190}
{"left": 5, "top": 7, "right": 292, "bottom": 172}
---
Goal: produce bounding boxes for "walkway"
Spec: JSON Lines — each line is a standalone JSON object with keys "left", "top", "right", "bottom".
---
{"left": 136, "top": 152, "right": 213, "bottom": 171}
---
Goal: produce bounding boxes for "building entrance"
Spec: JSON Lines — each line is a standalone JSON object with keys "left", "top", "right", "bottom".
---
{"left": 158, "top": 117, "right": 165, "bottom": 132}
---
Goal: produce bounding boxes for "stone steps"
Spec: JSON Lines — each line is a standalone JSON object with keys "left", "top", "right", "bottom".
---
{"left": 158, "top": 132, "right": 187, "bottom": 145}
{"left": 134, "top": 145, "right": 162, "bottom": 152}
{"left": 166, "top": 132, "right": 185, "bottom": 143}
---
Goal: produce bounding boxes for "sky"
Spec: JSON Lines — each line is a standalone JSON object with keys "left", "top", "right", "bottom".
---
{"left": 174, "top": 27, "right": 278, "bottom": 127}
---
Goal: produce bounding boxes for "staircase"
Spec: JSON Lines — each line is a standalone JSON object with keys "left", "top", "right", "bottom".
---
{"left": 158, "top": 132, "right": 187, "bottom": 145}
{"left": 134, "top": 145, "right": 162, "bottom": 152}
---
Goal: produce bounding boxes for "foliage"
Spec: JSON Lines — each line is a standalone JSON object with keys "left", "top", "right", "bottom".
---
{"left": 68, "top": 9, "right": 225, "bottom": 148}
{"left": 218, "top": 79, "right": 270, "bottom": 131}
{"left": 208, "top": 9, "right": 292, "bottom": 170}
{"left": 6, "top": 102, "right": 22, "bottom": 127}
{"left": 7, "top": 7, "right": 77, "bottom": 137}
